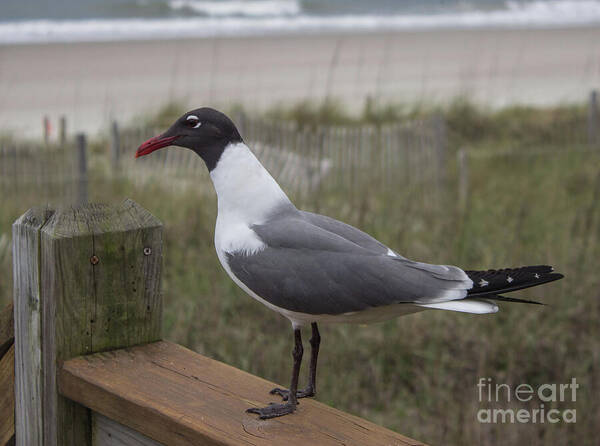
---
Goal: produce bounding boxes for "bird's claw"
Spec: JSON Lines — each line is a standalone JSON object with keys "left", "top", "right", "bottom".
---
{"left": 270, "top": 386, "right": 315, "bottom": 401}
{"left": 246, "top": 401, "right": 297, "bottom": 419}
{"left": 269, "top": 387, "right": 290, "bottom": 400}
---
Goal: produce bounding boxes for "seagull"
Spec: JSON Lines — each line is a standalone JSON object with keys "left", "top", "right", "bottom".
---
{"left": 136, "top": 108, "right": 564, "bottom": 419}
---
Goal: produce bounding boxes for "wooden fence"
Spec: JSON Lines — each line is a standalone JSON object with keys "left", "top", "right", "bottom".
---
{"left": 0, "top": 113, "right": 448, "bottom": 212}
{"left": 113, "top": 112, "right": 448, "bottom": 203}
{"left": 0, "top": 136, "right": 87, "bottom": 207}
{"left": 2, "top": 90, "right": 600, "bottom": 210}
{"left": 4, "top": 200, "right": 426, "bottom": 446}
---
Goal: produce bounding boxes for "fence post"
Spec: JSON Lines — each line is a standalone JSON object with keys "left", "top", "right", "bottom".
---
{"left": 13, "top": 200, "right": 163, "bottom": 446}
{"left": 589, "top": 90, "right": 598, "bottom": 146}
{"left": 110, "top": 121, "right": 120, "bottom": 171}
{"left": 59, "top": 116, "right": 67, "bottom": 146}
{"left": 13, "top": 207, "right": 52, "bottom": 446}
{"left": 76, "top": 133, "right": 88, "bottom": 205}
{"left": 43, "top": 116, "right": 50, "bottom": 145}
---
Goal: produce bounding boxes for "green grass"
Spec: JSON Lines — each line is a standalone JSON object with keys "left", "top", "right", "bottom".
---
{"left": 0, "top": 100, "right": 598, "bottom": 445}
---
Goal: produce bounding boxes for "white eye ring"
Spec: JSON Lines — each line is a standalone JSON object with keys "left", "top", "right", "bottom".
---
{"left": 186, "top": 115, "right": 202, "bottom": 128}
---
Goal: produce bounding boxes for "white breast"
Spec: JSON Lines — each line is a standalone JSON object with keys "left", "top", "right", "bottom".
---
{"left": 210, "top": 142, "right": 290, "bottom": 256}
{"left": 214, "top": 221, "right": 265, "bottom": 257}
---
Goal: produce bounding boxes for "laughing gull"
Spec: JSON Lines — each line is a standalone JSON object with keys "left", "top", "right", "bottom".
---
{"left": 136, "top": 108, "right": 564, "bottom": 419}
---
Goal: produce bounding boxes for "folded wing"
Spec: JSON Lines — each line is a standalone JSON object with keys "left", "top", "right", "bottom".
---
{"left": 225, "top": 212, "right": 473, "bottom": 315}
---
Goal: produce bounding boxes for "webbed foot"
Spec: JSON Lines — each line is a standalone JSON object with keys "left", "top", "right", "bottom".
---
{"left": 246, "top": 401, "right": 297, "bottom": 419}
{"left": 270, "top": 386, "right": 315, "bottom": 401}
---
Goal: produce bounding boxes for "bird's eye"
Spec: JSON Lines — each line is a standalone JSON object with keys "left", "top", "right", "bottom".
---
{"left": 185, "top": 115, "right": 201, "bottom": 128}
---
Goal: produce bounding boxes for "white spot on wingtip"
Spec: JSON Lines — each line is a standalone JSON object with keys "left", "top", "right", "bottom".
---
{"left": 507, "top": 276, "right": 514, "bottom": 283}
{"left": 479, "top": 278, "right": 489, "bottom": 287}
{"left": 534, "top": 273, "right": 540, "bottom": 279}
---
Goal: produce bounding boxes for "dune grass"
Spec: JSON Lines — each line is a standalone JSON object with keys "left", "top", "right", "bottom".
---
{"left": 0, "top": 100, "right": 598, "bottom": 445}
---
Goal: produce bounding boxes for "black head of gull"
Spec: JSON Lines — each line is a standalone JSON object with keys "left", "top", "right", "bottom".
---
{"left": 136, "top": 107, "right": 242, "bottom": 170}
{"left": 136, "top": 107, "right": 564, "bottom": 420}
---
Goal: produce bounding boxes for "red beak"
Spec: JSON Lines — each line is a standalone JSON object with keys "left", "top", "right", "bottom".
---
{"left": 135, "top": 135, "right": 179, "bottom": 158}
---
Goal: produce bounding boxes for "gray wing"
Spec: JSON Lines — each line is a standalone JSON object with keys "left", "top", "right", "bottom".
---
{"left": 301, "top": 211, "right": 464, "bottom": 280}
{"left": 300, "top": 211, "right": 394, "bottom": 255}
{"left": 226, "top": 213, "right": 472, "bottom": 315}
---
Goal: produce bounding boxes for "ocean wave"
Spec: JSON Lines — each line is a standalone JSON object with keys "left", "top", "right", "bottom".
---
{"left": 1, "top": 0, "right": 600, "bottom": 44}
{"left": 168, "top": 0, "right": 300, "bottom": 17}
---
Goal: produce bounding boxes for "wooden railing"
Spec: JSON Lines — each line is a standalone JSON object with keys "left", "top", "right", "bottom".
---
{"left": 8, "top": 200, "right": 425, "bottom": 446}
{"left": 0, "top": 302, "right": 15, "bottom": 445}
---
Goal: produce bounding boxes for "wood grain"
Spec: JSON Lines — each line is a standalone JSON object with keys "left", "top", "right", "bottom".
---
{"left": 13, "top": 206, "right": 54, "bottom": 446}
{"left": 13, "top": 200, "right": 163, "bottom": 446}
{"left": 0, "top": 344, "right": 15, "bottom": 445}
{"left": 60, "top": 341, "right": 425, "bottom": 446}
{"left": 0, "top": 302, "right": 14, "bottom": 358}
{"left": 93, "top": 413, "right": 163, "bottom": 446}
{"left": 41, "top": 200, "right": 163, "bottom": 446}
{"left": 0, "top": 301, "right": 15, "bottom": 446}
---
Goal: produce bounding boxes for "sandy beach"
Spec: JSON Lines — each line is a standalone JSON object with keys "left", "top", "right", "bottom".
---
{"left": 0, "top": 26, "right": 599, "bottom": 137}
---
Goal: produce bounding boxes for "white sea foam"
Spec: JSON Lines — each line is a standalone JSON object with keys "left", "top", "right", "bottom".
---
{"left": 1, "top": 0, "right": 600, "bottom": 44}
{"left": 169, "top": 0, "right": 300, "bottom": 17}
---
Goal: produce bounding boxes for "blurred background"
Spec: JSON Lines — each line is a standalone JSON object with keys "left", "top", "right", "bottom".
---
{"left": 0, "top": 1, "right": 598, "bottom": 444}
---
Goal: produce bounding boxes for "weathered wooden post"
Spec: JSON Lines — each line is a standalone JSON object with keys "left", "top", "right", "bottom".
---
{"left": 76, "top": 133, "right": 88, "bottom": 205}
{"left": 13, "top": 200, "right": 163, "bottom": 446}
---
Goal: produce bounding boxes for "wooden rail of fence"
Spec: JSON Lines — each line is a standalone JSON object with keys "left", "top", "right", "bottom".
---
{"left": 0, "top": 301, "right": 15, "bottom": 446}
{"left": 6, "top": 200, "right": 426, "bottom": 446}
{"left": 0, "top": 136, "right": 88, "bottom": 207}
{"left": 0, "top": 143, "right": 76, "bottom": 200}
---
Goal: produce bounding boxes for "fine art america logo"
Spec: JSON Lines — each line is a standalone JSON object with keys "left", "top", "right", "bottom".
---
{"left": 477, "top": 377, "right": 578, "bottom": 424}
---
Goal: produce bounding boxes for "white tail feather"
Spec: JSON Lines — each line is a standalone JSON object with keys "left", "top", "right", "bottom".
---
{"left": 417, "top": 299, "right": 499, "bottom": 314}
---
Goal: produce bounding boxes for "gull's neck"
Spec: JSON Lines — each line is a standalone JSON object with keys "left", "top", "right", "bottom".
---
{"left": 209, "top": 142, "right": 293, "bottom": 225}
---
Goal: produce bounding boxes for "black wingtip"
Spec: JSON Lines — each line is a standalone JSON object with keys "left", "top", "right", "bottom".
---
{"left": 466, "top": 265, "right": 564, "bottom": 298}
{"left": 544, "top": 272, "right": 564, "bottom": 284}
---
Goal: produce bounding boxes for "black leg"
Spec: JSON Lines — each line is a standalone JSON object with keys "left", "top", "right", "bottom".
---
{"left": 271, "top": 322, "right": 320, "bottom": 401}
{"left": 306, "top": 322, "right": 320, "bottom": 395}
{"left": 246, "top": 328, "right": 303, "bottom": 419}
